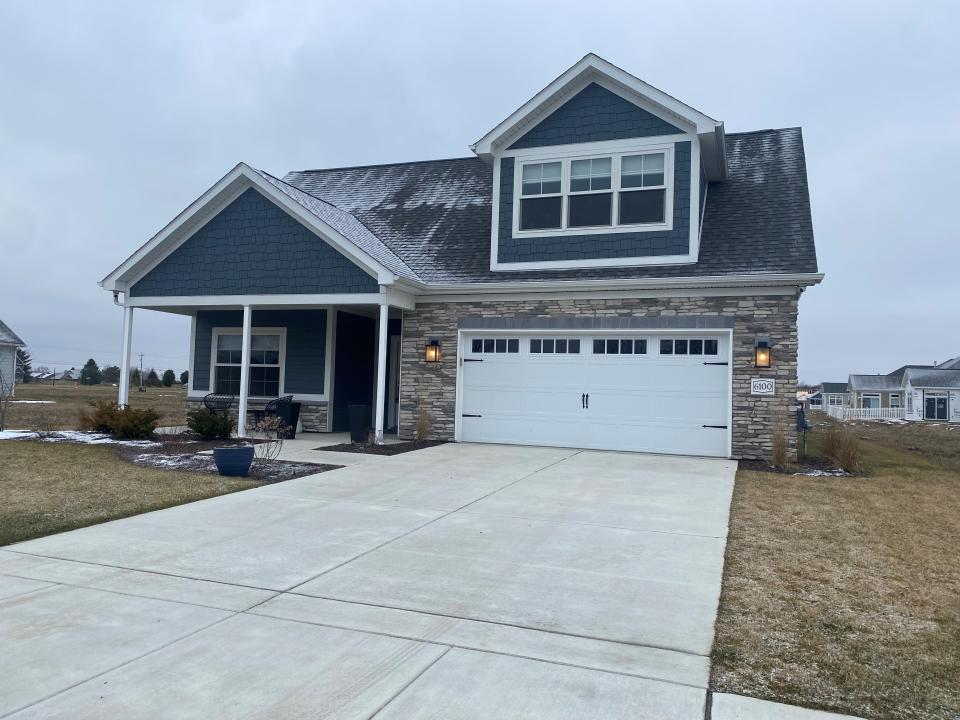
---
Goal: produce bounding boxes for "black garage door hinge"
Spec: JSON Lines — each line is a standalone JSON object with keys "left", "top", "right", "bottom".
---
{"left": 463, "top": 358, "right": 483, "bottom": 363}
{"left": 462, "top": 413, "right": 482, "bottom": 418}
{"left": 703, "top": 361, "right": 729, "bottom": 366}
{"left": 703, "top": 424, "right": 728, "bottom": 429}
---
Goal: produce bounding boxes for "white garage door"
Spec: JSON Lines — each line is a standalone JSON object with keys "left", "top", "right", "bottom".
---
{"left": 458, "top": 332, "right": 731, "bottom": 457}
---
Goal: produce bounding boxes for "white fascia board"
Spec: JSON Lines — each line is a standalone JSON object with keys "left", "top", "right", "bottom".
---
{"left": 417, "top": 272, "right": 823, "bottom": 298}
{"left": 127, "top": 293, "right": 387, "bottom": 308}
{"left": 471, "top": 54, "right": 721, "bottom": 159}
{"left": 100, "top": 163, "right": 396, "bottom": 292}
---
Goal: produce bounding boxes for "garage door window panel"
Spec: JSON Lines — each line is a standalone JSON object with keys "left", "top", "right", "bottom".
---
{"left": 530, "top": 338, "right": 580, "bottom": 354}
{"left": 471, "top": 338, "right": 520, "bottom": 354}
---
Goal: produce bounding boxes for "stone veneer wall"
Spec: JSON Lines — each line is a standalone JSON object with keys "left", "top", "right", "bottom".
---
{"left": 185, "top": 399, "right": 328, "bottom": 433}
{"left": 397, "top": 294, "right": 801, "bottom": 460}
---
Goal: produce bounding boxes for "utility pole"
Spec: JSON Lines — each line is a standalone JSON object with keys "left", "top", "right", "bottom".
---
{"left": 138, "top": 353, "right": 146, "bottom": 392}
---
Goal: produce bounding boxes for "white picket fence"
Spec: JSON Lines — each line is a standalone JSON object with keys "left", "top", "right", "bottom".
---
{"left": 825, "top": 405, "right": 905, "bottom": 421}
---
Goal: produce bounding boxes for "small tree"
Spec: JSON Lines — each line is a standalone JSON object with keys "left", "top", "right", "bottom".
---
{"left": 179, "top": 370, "right": 189, "bottom": 385}
{"left": 80, "top": 358, "right": 102, "bottom": 386}
{"left": 130, "top": 367, "right": 141, "bottom": 388}
{"left": 101, "top": 365, "right": 121, "bottom": 384}
{"left": 16, "top": 348, "right": 33, "bottom": 383}
{"left": 162, "top": 369, "right": 175, "bottom": 387}
{"left": 146, "top": 368, "right": 162, "bottom": 387}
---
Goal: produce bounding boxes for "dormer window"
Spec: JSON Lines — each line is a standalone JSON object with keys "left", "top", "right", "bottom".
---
{"left": 520, "top": 162, "right": 562, "bottom": 230}
{"left": 513, "top": 144, "right": 674, "bottom": 237}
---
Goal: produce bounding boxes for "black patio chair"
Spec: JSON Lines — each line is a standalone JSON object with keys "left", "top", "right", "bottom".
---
{"left": 202, "top": 392, "right": 235, "bottom": 414}
{"left": 253, "top": 395, "right": 295, "bottom": 435}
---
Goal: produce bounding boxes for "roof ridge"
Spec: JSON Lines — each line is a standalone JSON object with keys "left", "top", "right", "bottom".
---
{"left": 286, "top": 156, "right": 478, "bottom": 175}
{"left": 726, "top": 127, "right": 801, "bottom": 137}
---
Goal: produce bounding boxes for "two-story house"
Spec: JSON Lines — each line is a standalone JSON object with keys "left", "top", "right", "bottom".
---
{"left": 100, "top": 54, "right": 820, "bottom": 459}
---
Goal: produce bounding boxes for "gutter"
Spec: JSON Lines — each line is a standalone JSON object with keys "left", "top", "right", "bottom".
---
{"left": 410, "top": 272, "right": 824, "bottom": 297}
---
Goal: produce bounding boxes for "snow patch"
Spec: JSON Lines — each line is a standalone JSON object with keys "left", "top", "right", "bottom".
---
{"left": 10, "top": 400, "right": 56, "bottom": 404}
{"left": 793, "top": 469, "right": 851, "bottom": 477}
{"left": 0, "top": 430, "right": 160, "bottom": 448}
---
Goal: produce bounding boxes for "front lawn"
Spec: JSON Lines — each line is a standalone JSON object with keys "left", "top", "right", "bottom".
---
{"left": 5, "top": 383, "right": 186, "bottom": 430}
{"left": 712, "top": 418, "right": 960, "bottom": 719}
{"left": 0, "top": 440, "right": 260, "bottom": 546}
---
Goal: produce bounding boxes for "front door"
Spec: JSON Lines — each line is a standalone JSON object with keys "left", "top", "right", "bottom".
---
{"left": 924, "top": 393, "right": 948, "bottom": 421}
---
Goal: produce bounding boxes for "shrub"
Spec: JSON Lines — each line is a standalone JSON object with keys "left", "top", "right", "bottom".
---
{"left": 79, "top": 400, "right": 159, "bottom": 439}
{"left": 79, "top": 400, "right": 120, "bottom": 433}
{"left": 111, "top": 406, "right": 160, "bottom": 439}
{"left": 822, "top": 424, "right": 862, "bottom": 473}
{"left": 162, "top": 369, "right": 175, "bottom": 387}
{"left": 415, "top": 406, "right": 431, "bottom": 441}
{"left": 186, "top": 408, "right": 234, "bottom": 440}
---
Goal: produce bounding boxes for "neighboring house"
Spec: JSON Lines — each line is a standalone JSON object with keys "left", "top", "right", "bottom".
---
{"left": 902, "top": 367, "right": 960, "bottom": 422}
{"left": 99, "top": 54, "right": 821, "bottom": 459}
{"left": 848, "top": 374, "right": 903, "bottom": 411}
{"left": 809, "top": 381, "right": 848, "bottom": 410}
{"left": 0, "top": 319, "right": 24, "bottom": 397}
{"left": 839, "top": 363, "right": 960, "bottom": 423}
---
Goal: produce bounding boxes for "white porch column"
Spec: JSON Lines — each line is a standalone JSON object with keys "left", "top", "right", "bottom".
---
{"left": 237, "top": 305, "right": 252, "bottom": 437}
{"left": 118, "top": 305, "right": 134, "bottom": 406}
{"left": 373, "top": 302, "right": 389, "bottom": 444}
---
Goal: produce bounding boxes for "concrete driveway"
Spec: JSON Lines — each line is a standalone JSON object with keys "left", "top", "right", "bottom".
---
{"left": 0, "top": 443, "right": 736, "bottom": 719}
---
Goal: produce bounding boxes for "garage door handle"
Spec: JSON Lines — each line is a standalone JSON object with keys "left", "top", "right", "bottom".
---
{"left": 703, "top": 424, "right": 728, "bottom": 429}
{"left": 585, "top": 393, "right": 589, "bottom": 409}
{"left": 463, "top": 358, "right": 483, "bottom": 363}
{"left": 703, "top": 361, "right": 728, "bottom": 366}
{"left": 581, "top": 393, "right": 585, "bottom": 409}
{"left": 462, "top": 413, "right": 482, "bottom": 418}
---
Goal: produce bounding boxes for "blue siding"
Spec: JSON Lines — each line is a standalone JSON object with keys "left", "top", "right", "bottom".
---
{"left": 497, "top": 142, "right": 692, "bottom": 263}
{"left": 509, "top": 83, "right": 682, "bottom": 149}
{"left": 192, "top": 309, "right": 326, "bottom": 395}
{"left": 131, "top": 189, "right": 378, "bottom": 297}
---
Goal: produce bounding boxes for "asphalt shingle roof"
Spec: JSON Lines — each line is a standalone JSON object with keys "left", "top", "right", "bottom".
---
{"left": 821, "top": 382, "right": 848, "bottom": 394}
{"left": 282, "top": 127, "right": 817, "bottom": 285}
{"left": 936, "top": 356, "right": 960, "bottom": 370}
{"left": 0, "top": 319, "right": 23, "bottom": 346}
{"left": 904, "top": 367, "right": 960, "bottom": 389}
{"left": 848, "top": 375, "right": 903, "bottom": 391}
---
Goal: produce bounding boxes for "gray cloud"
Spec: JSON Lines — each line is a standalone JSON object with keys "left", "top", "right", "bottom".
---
{"left": 1, "top": 1, "right": 957, "bottom": 381}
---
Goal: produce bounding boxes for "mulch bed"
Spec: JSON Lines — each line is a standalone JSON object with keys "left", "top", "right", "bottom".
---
{"left": 739, "top": 454, "right": 852, "bottom": 476}
{"left": 117, "top": 433, "right": 341, "bottom": 483}
{"left": 316, "top": 439, "right": 446, "bottom": 456}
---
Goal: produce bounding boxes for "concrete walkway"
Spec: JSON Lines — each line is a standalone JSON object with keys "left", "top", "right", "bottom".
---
{"left": 0, "top": 443, "right": 737, "bottom": 719}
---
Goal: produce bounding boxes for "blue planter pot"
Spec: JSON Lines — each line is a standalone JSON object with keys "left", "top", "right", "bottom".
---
{"left": 213, "top": 445, "right": 254, "bottom": 477}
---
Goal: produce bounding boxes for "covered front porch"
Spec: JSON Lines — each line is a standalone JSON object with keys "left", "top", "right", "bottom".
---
{"left": 116, "top": 293, "right": 410, "bottom": 442}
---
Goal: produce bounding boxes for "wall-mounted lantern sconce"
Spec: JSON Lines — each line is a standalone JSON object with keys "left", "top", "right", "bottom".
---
{"left": 754, "top": 335, "right": 772, "bottom": 368}
{"left": 424, "top": 339, "right": 441, "bottom": 363}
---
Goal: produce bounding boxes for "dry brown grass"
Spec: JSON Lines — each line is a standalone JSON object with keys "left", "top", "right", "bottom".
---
{"left": 7, "top": 383, "right": 186, "bottom": 430}
{"left": 0, "top": 440, "right": 260, "bottom": 546}
{"left": 713, "top": 417, "right": 960, "bottom": 719}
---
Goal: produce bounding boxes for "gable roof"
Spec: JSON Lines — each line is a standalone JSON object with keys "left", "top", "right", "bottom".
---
{"left": 821, "top": 382, "right": 848, "bottom": 394}
{"left": 470, "top": 54, "right": 725, "bottom": 177}
{"left": 904, "top": 367, "right": 960, "bottom": 388}
{"left": 283, "top": 127, "right": 818, "bottom": 285}
{"left": 887, "top": 364, "right": 934, "bottom": 380}
{"left": 101, "top": 163, "right": 410, "bottom": 292}
{"left": 936, "top": 356, "right": 960, "bottom": 370}
{"left": 849, "top": 374, "right": 902, "bottom": 391}
{"left": 0, "top": 319, "right": 23, "bottom": 346}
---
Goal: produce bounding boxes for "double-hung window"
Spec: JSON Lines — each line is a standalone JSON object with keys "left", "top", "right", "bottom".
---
{"left": 515, "top": 146, "right": 672, "bottom": 234}
{"left": 213, "top": 329, "right": 284, "bottom": 398}
{"left": 519, "top": 162, "right": 562, "bottom": 230}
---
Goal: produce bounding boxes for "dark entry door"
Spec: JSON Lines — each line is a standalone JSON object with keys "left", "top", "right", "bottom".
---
{"left": 925, "top": 395, "right": 948, "bottom": 421}
{"left": 331, "top": 311, "right": 376, "bottom": 432}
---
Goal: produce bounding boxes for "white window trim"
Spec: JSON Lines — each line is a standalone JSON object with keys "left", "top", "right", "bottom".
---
{"left": 827, "top": 394, "right": 844, "bottom": 406}
{"left": 210, "top": 326, "right": 287, "bottom": 400}
{"left": 511, "top": 143, "right": 675, "bottom": 238}
{"left": 859, "top": 393, "right": 881, "bottom": 409}
{"left": 889, "top": 393, "right": 901, "bottom": 407}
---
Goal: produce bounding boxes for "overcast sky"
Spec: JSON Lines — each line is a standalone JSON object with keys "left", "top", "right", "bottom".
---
{"left": 1, "top": 1, "right": 957, "bottom": 383}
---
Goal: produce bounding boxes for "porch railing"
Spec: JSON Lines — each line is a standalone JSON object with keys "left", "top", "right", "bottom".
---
{"left": 825, "top": 405, "right": 905, "bottom": 421}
